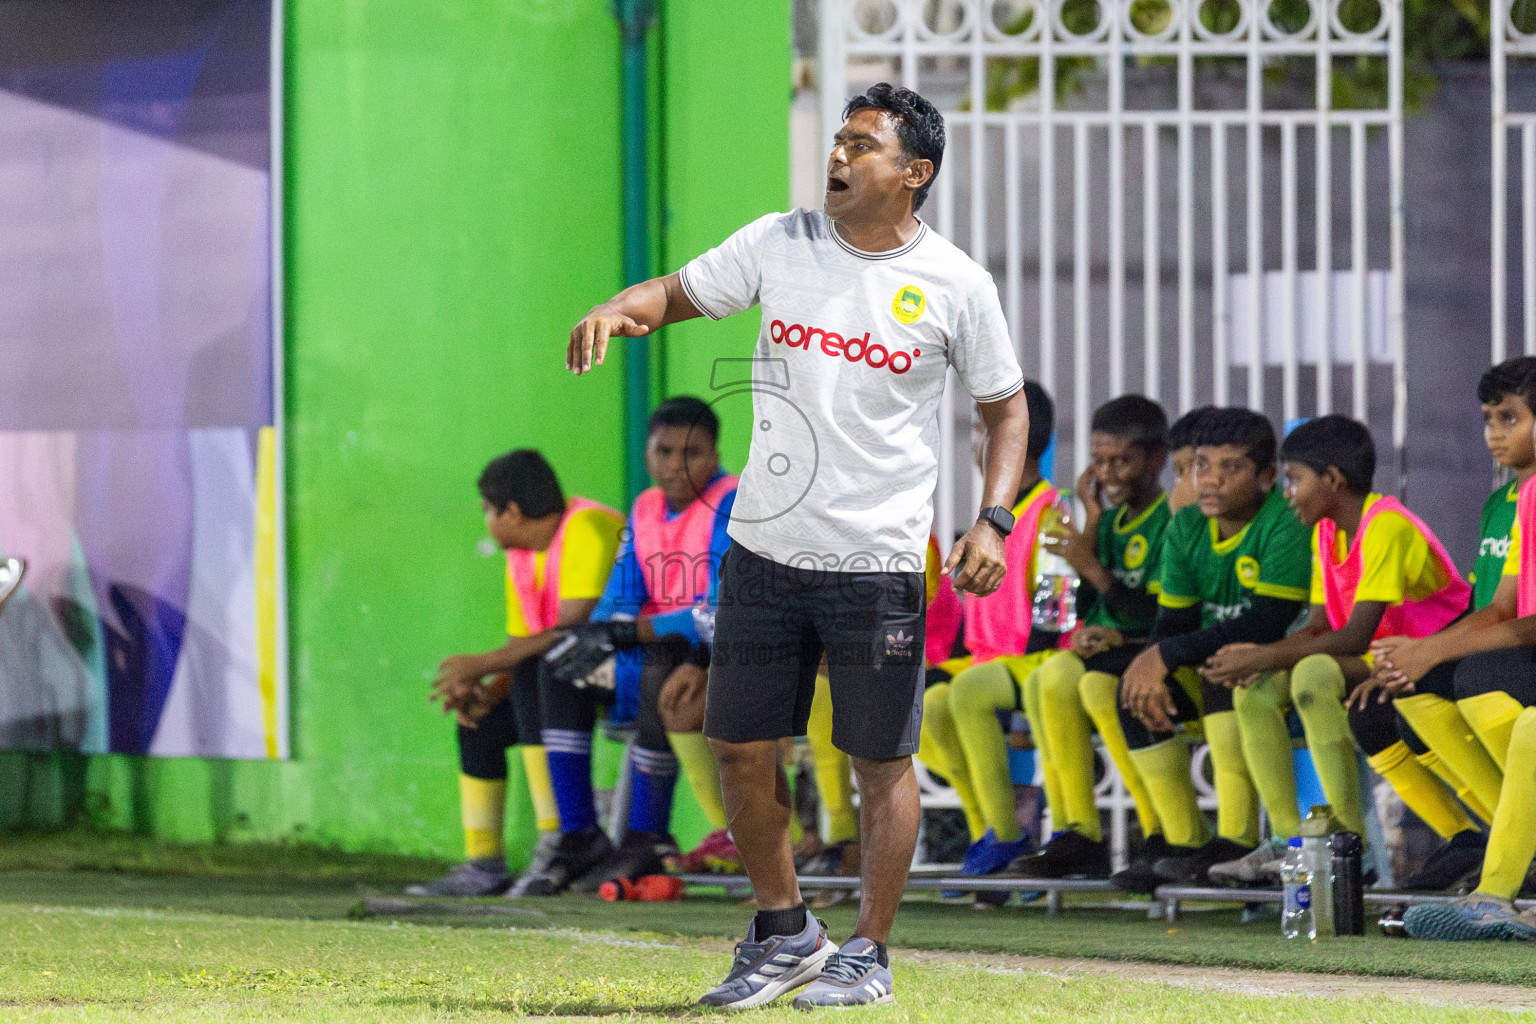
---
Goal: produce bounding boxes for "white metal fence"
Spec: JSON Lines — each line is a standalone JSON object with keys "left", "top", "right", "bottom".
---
{"left": 820, "top": 0, "right": 1407, "bottom": 539}
{"left": 1494, "top": 0, "right": 1536, "bottom": 360}
{"left": 817, "top": 0, "right": 1405, "bottom": 861}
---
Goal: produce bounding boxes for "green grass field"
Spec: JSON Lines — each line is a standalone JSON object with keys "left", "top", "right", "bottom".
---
{"left": 2, "top": 830, "right": 1535, "bottom": 1021}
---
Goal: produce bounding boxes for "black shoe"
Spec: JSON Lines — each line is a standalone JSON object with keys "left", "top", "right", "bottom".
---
{"left": 1009, "top": 829, "right": 1111, "bottom": 879}
{"left": 517, "top": 826, "right": 614, "bottom": 896}
{"left": 574, "top": 830, "right": 674, "bottom": 893}
{"left": 1400, "top": 829, "right": 1486, "bottom": 893}
{"left": 1154, "top": 837, "right": 1254, "bottom": 884}
{"left": 1110, "top": 835, "right": 1183, "bottom": 895}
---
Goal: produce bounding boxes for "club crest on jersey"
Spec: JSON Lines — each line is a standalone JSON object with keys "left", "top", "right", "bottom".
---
{"left": 1124, "top": 534, "right": 1149, "bottom": 569}
{"left": 1236, "top": 555, "right": 1261, "bottom": 589}
{"left": 892, "top": 285, "right": 926, "bottom": 325}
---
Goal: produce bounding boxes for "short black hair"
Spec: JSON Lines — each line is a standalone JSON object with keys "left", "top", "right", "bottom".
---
{"left": 648, "top": 395, "right": 719, "bottom": 446}
{"left": 1091, "top": 394, "right": 1169, "bottom": 453}
{"left": 1023, "top": 380, "right": 1054, "bottom": 460}
{"left": 478, "top": 449, "right": 564, "bottom": 518}
{"left": 1280, "top": 415, "right": 1376, "bottom": 494}
{"left": 843, "top": 83, "right": 946, "bottom": 213}
{"left": 1168, "top": 405, "right": 1218, "bottom": 452}
{"left": 1478, "top": 356, "right": 1536, "bottom": 412}
{"left": 1194, "top": 407, "right": 1277, "bottom": 469}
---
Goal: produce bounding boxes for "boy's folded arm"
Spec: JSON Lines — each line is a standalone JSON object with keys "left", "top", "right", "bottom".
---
{"left": 1154, "top": 594, "right": 1307, "bottom": 669}
{"left": 1249, "top": 599, "right": 1385, "bottom": 672}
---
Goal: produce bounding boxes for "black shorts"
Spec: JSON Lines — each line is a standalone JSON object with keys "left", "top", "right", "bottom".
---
{"left": 704, "top": 542, "right": 926, "bottom": 761}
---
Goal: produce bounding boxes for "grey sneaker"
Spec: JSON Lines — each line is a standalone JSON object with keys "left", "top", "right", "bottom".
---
{"left": 792, "top": 936, "right": 894, "bottom": 1009}
{"left": 404, "top": 859, "right": 511, "bottom": 897}
{"left": 1208, "top": 835, "right": 1288, "bottom": 887}
{"left": 697, "top": 913, "right": 837, "bottom": 1010}
{"left": 1404, "top": 893, "right": 1536, "bottom": 941}
{"left": 506, "top": 832, "right": 561, "bottom": 897}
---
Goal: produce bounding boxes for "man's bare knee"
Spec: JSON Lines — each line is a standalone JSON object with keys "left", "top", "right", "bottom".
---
{"left": 850, "top": 754, "right": 913, "bottom": 795}
{"left": 709, "top": 738, "right": 778, "bottom": 775}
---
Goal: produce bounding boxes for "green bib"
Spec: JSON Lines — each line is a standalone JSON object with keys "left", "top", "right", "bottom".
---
{"left": 1158, "top": 486, "right": 1312, "bottom": 629}
{"left": 1085, "top": 493, "right": 1171, "bottom": 634}
{"left": 1471, "top": 480, "right": 1520, "bottom": 611}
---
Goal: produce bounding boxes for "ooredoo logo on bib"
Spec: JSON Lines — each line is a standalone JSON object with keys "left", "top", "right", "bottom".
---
{"left": 768, "top": 319, "right": 919, "bottom": 375}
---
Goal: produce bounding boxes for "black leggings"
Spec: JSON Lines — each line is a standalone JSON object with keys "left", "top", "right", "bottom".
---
{"left": 1454, "top": 645, "right": 1536, "bottom": 706}
{"left": 459, "top": 658, "right": 543, "bottom": 779}
{"left": 1118, "top": 671, "right": 1234, "bottom": 751}
{"left": 539, "top": 637, "right": 692, "bottom": 756}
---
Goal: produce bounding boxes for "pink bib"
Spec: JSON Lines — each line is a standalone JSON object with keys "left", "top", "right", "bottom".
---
{"left": 925, "top": 534, "right": 963, "bottom": 666}
{"left": 1517, "top": 475, "right": 1536, "bottom": 617}
{"left": 1318, "top": 495, "right": 1469, "bottom": 640}
{"left": 964, "top": 484, "right": 1057, "bottom": 665}
{"left": 630, "top": 475, "right": 738, "bottom": 616}
{"left": 505, "top": 496, "right": 618, "bottom": 634}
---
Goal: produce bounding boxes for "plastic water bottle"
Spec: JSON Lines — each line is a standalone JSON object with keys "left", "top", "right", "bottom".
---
{"left": 1031, "top": 494, "right": 1080, "bottom": 632}
{"left": 1298, "top": 805, "right": 1339, "bottom": 938}
{"left": 691, "top": 599, "right": 716, "bottom": 645}
{"left": 1280, "top": 837, "right": 1314, "bottom": 940}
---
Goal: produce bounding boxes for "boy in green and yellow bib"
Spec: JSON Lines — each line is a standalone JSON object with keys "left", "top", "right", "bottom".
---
{"left": 1112, "top": 409, "right": 1313, "bottom": 892}
{"left": 1013, "top": 395, "right": 1172, "bottom": 879}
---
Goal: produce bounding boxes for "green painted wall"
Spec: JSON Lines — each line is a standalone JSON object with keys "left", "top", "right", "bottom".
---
{"left": 0, "top": 0, "right": 790, "bottom": 864}
{"left": 659, "top": 0, "right": 792, "bottom": 473}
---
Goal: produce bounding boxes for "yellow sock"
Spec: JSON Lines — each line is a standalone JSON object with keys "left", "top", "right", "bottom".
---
{"left": 1079, "top": 670, "right": 1161, "bottom": 839}
{"left": 1232, "top": 672, "right": 1302, "bottom": 837}
{"left": 950, "top": 660, "right": 1026, "bottom": 841}
{"left": 1204, "top": 710, "right": 1260, "bottom": 847}
{"left": 807, "top": 674, "right": 859, "bottom": 844}
{"left": 1128, "top": 737, "right": 1209, "bottom": 848}
{"left": 1459, "top": 690, "right": 1527, "bottom": 770}
{"left": 518, "top": 747, "right": 559, "bottom": 834}
{"left": 1030, "top": 652, "right": 1103, "bottom": 841}
{"left": 919, "top": 682, "right": 987, "bottom": 841}
{"left": 1290, "top": 654, "right": 1365, "bottom": 837}
{"left": 668, "top": 731, "right": 727, "bottom": 831}
{"left": 1416, "top": 749, "right": 1494, "bottom": 826}
{"left": 459, "top": 774, "right": 507, "bottom": 861}
{"left": 1394, "top": 693, "right": 1503, "bottom": 823}
{"left": 1366, "top": 740, "right": 1476, "bottom": 840}
{"left": 1020, "top": 664, "right": 1066, "bottom": 832}
{"left": 1479, "top": 708, "right": 1536, "bottom": 900}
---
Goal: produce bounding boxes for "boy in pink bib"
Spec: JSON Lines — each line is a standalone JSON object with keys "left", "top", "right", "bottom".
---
{"left": 1202, "top": 415, "right": 1477, "bottom": 860}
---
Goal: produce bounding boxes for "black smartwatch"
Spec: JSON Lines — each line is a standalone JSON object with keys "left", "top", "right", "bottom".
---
{"left": 977, "top": 506, "right": 1015, "bottom": 538}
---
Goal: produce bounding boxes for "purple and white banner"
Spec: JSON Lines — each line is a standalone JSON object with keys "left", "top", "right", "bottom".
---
{"left": 0, "top": 0, "right": 284, "bottom": 758}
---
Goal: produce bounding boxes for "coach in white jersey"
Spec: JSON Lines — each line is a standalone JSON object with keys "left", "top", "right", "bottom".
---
{"left": 564, "top": 84, "right": 1029, "bottom": 1010}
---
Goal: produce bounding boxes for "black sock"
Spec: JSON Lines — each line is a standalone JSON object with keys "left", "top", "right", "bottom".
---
{"left": 753, "top": 904, "right": 807, "bottom": 939}
{"left": 852, "top": 937, "right": 889, "bottom": 968}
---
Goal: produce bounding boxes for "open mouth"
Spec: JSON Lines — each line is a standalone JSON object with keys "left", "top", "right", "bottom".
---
{"left": 826, "top": 177, "right": 850, "bottom": 193}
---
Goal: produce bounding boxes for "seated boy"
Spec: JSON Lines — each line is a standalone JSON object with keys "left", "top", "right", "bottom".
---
{"left": 1201, "top": 415, "right": 1476, "bottom": 887}
{"left": 528, "top": 397, "right": 737, "bottom": 894}
{"left": 1398, "top": 434, "right": 1536, "bottom": 937}
{"left": 1362, "top": 358, "right": 1536, "bottom": 890}
{"left": 1168, "top": 407, "right": 1218, "bottom": 515}
{"left": 408, "top": 449, "right": 624, "bottom": 897}
{"left": 1013, "top": 394, "right": 1172, "bottom": 879}
{"left": 919, "top": 381, "right": 1062, "bottom": 878}
{"left": 1114, "top": 409, "right": 1313, "bottom": 892}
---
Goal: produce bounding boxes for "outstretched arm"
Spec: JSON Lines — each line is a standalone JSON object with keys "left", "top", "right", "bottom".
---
{"left": 567, "top": 273, "right": 704, "bottom": 374}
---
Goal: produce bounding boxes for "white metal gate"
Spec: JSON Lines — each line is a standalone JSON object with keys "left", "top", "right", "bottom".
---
{"left": 819, "top": 0, "right": 1407, "bottom": 545}
{"left": 1494, "top": 0, "right": 1536, "bottom": 360}
{"left": 817, "top": 0, "right": 1405, "bottom": 862}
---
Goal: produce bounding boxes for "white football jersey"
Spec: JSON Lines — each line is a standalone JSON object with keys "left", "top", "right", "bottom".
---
{"left": 679, "top": 209, "right": 1024, "bottom": 572}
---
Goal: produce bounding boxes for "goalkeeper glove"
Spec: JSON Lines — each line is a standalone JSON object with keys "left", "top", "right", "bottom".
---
{"left": 543, "top": 620, "right": 640, "bottom": 686}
